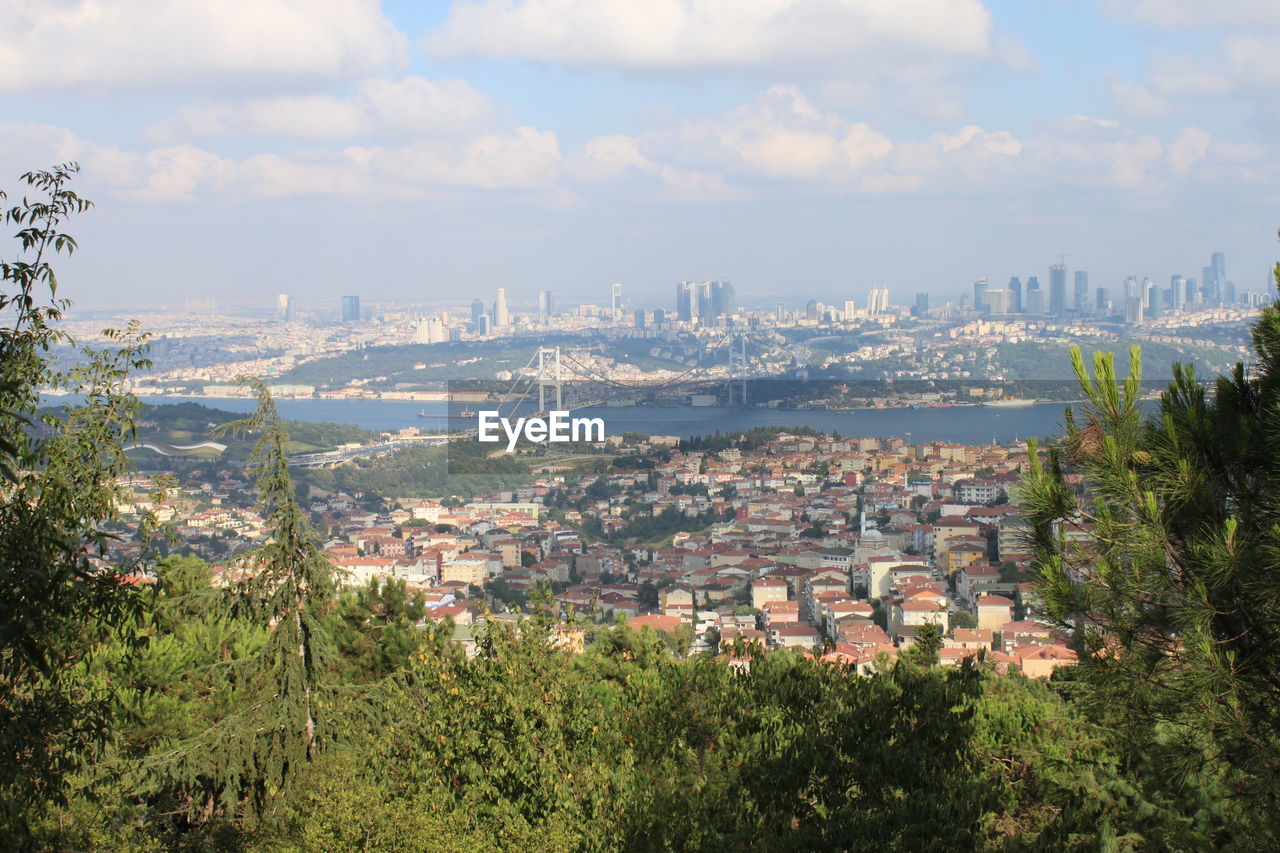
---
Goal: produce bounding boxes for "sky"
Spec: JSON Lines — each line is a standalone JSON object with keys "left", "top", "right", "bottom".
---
{"left": 2, "top": 0, "right": 1279, "bottom": 311}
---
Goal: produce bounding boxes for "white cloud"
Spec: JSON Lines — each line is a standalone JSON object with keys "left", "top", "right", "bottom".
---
{"left": 1108, "top": 81, "right": 1176, "bottom": 120}
{"left": 1106, "top": 0, "right": 1280, "bottom": 30}
{"left": 0, "top": 122, "right": 566, "bottom": 203}
{"left": 364, "top": 127, "right": 562, "bottom": 191}
{"left": 149, "top": 77, "right": 496, "bottom": 141}
{"left": 0, "top": 0, "right": 406, "bottom": 93}
{"left": 567, "top": 134, "right": 735, "bottom": 200}
{"left": 427, "top": 0, "right": 995, "bottom": 69}
{"left": 1, "top": 95, "right": 1270, "bottom": 210}
{"left": 1168, "top": 125, "right": 1210, "bottom": 175}
{"left": 1105, "top": 1, "right": 1280, "bottom": 100}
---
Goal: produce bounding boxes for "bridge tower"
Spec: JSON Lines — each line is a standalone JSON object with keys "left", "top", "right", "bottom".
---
{"left": 727, "top": 336, "right": 748, "bottom": 405}
{"left": 537, "top": 346, "right": 563, "bottom": 413}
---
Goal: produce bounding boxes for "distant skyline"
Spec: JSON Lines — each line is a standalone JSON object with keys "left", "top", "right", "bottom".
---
{"left": 3, "top": 1, "right": 1278, "bottom": 308}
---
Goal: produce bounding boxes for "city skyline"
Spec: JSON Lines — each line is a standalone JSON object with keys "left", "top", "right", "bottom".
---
{"left": 3, "top": 2, "right": 1279, "bottom": 308}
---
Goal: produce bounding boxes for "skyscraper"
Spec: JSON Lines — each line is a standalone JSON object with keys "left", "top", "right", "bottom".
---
{"left": 913, "top": 292, "right": 929, "bottom": 317}
{"left": 283, "top": 295, "right": 296, "bottom": 323}
{"left": 611, "top": 283, "right": 623, "bottom": 320}
{"left": 986, "top": 289, "right": 1011, "bottom": 315}
{"left": 973, "top": 278, "right": 988, "bottom": 313}
{"left": 470, "top": 298, "right": 485, "bottom": 329}
{"left": 340, "top": 295, "right": 360, "bottom": 323}
{"left": 1049, "top": 263, "right": 1067, "bottom": 317}
{"left": 1073, "top": 271, "right": 1089, "bottom": 312}
{"left": 676, "top": 279, "right": 734, "bottom": 324}
{"left": 710, "top": 280, "right": 735, "bottom": 318}
{"left": 537, "top": 290, "right": 554, "bottom": 325}
{"left": 1170, "top": 275, "right": 1186, "bottom": 310}
{"left": 805, "top": 299, "right": 819, "bottom": 321}
{"left": 1147, "top": 282, "right": 1163, "bottom": 320}
{"left": 1025, "top": 276, "right": 1042, "bottom": 314}
{"left": 1095, "top": 287, "right": 1110, "bottom": 316}
{"left": 276, "top": 293, "right": 290, "bottom": 320}
{"left": 1201, "top": 266, "right": 1214, "bottom": 303}
{"left": 493, "top": 288, "right": 509, "bottom": 326}
{"left": 675, "top": 281, "right": 696, "bottom": 322}
{"left": 844, "top": 299, "right": 856, "bottom": 320}
{"left": 1008, "top": 277, "right": 1023, "bottom": 313}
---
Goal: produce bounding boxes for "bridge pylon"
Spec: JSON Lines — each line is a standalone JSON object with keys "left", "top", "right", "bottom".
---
{"left": 537, "top": 346, "right": 563, "bottom": 413}
{"left": 727, "top": 336, "right": 748, "bottom": 405}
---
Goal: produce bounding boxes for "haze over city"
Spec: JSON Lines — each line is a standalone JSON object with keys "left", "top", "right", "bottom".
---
{"left": 3, "top": 0, "right": 1279, "bottom": 308}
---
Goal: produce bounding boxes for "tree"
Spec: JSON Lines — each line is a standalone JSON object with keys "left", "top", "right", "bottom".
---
{"left": 1021, "top": 260, "right": 1280, "bottom": 837}
{"left": 0, "top": 165, "right": 152, "bottom": 842}
{"left": 146, "top": 380, "right": 339, "bottom": 825}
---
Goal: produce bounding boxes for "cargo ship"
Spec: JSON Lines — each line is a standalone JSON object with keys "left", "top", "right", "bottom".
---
{"left": 983, "top": 398, "right": 1035, "bottom": 408}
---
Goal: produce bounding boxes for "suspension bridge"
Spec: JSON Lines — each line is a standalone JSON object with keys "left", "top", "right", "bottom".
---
{"left": 448, "top": 333, "right": 755, "bottom": 438}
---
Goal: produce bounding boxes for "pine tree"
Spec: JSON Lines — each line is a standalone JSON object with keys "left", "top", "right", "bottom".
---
{"left": 1021, "top": 247, "right": 1280, "bottom": 835}
{"left": 145, "top": 380, "right": 338, "bottom": 826}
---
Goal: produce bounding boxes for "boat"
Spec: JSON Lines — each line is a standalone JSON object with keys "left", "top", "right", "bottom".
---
{"left": 417, "top": 410, "right": 478, "bottom": 419}
{"left": 983, "top": 398, "right": 1036, "bottom": 408}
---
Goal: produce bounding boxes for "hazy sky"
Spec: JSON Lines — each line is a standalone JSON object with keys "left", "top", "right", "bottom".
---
{"left": 2, "top": 0, "right": 1278, "bottom": 311}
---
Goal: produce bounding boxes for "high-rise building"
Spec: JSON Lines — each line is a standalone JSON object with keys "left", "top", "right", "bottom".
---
{"left": 864, "top": 288, "right": 889, "bottom": 315}
{"left": 1025, "top": 288, "right": 1044, "bottom": 315}
{"left": 340, "top": 295, "right": 360, "bottom": 323}
{"left": 1025, "top": 277, "right": 1042, "bottom": 314}
{"left": 278, "top": 294, "right": 296, "bottom": 323}
{"left": 973, "top": 278, "right": 988, "bottom": 312}
{"left": 470, "top": 299, "right": 485, "bottom": 329}
{"left": 913, "top": 291, "right": 929, "bottom": 317}
{"left": 537, "top": 290, "right": 554, "bottom": 325}
{"left": 1124, "top": 275, "right": 1139, "bottom": 301}
{"left": 1073, "top": 271, "right": 1089, "bottom": 312}
{"left": 1202, "top": 264, "right": 1220, "bottom": 306}
{"left": 805, "top": 299, "right": 819, "bottom": 321}
{"left": 611, "top": 283, "right": 623, "bottom": 320}
{"left": 478, "top": 314, "right": 491, "bottom": 335}
{"left": 1095, "top": 287, "right": 1110, "bottom": 316}
{"left": 1147, "top": 283, "right": 1163, "bottom": 320}
{"left": 676, "top": 279, "right": 734, "bottom": 324}
{"left": 675, "top": 281, "right": 696, "bottom": 322}
{"left": 986, "top": 289, "right": 1011, "bottom": 315}
{"left": 633, "top": 309, "right": 646, "bottom": 329}
{"left": 1124, "top": 296, "right": 1144, "bottom": 324}
{"left": 493, "top": 288, "right": 510, "bottom": 326}
{"left": 1049, "top": 263, "right": 1067, "bottom": 317}
{"left": 1008, "top": 277, "right": 1023, "bottom": 313}
{"left": 710, "top": 280, "right": 734, "bottom": 318}
{"left": 1170, "top": 275, "right": 1186, "bottom": 310}
{"left": 276, "top": 293, "right": 290, "bottom": 320}
{"left": 653, "top": 308, "right": 666, "bottom": 327}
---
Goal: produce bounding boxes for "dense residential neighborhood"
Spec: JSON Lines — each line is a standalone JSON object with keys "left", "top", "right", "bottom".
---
{"left": 111, "top": 429, "right": 1077, "bottom": 678}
